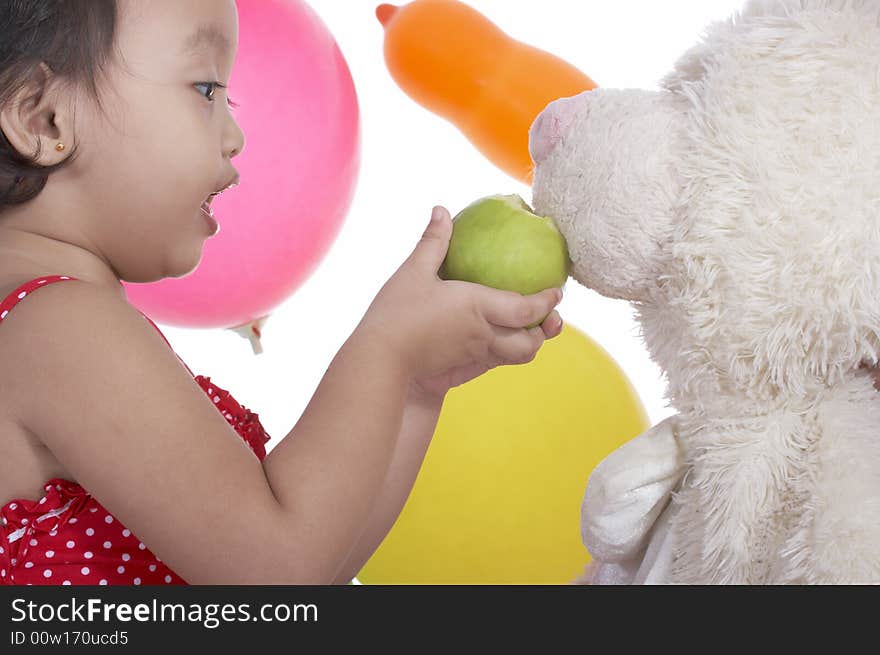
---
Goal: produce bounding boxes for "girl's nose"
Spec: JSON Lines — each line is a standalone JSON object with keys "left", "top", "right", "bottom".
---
{"left": 528, "top": 95, "right": 580, "bottom": 165}
{"left": 226, "top": 115, "right": 246, "bottom": 159}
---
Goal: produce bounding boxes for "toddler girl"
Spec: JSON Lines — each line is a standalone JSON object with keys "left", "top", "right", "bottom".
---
{"left": 0, "top": 0, "right": 563, "bottom": 585}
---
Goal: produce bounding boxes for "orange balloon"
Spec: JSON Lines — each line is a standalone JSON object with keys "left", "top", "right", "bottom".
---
{"left": 376, "top": 0, "right": 597, "bottom": 184}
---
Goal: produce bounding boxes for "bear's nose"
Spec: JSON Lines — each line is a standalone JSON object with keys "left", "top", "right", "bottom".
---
{"left": 529, "top": 95, "right": 579, "bottom": 165}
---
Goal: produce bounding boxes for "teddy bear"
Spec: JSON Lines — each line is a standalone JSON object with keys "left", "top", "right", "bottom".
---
{"left": 527, "top": 0, "right": 880, "bottom": 584}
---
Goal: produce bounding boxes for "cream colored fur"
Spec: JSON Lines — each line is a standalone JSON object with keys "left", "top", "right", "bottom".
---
{"left": 531, "top": 0, "right": 880, "bottom": 583}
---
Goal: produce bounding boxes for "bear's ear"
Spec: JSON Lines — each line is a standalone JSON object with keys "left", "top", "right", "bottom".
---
{"left": 530, "top": 88, "right": 684, "bottom": 302}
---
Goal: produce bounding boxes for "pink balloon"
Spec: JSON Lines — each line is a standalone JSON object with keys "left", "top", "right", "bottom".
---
{"left": 123, "top": 0, "right": 360, "bottom": 329}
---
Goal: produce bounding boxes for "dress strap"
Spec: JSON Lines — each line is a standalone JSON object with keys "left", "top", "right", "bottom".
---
{"left": 137, "top": 313, "right": 196, "bottom": 378}
{"left": 0, "top": 275, "right": 78, "bottom": 323}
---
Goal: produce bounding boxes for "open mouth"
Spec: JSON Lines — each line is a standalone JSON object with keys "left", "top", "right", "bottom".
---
{"left": 200, "top": 194, "right": 217, "bottom": 218}
{"left": 200, "top": 176, "right": 239, "bottom": 218}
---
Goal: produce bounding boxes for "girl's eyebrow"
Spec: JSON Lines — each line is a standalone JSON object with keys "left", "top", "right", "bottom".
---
{"left": 180, "top": 23, "right": 232, "bottom": 56}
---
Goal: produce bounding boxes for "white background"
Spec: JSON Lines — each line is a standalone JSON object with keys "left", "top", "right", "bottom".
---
{"left": 158, "top": 0, "right": 745, "bottom": 448}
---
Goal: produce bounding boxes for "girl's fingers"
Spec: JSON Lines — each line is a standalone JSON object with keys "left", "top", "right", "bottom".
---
{"left": 540, "top": 309, "right": 563, "bottom": 338}
{"left": 487, "top": 323, "right": 546, "bottom": 365}
{"left": 479, "top": 286, "right": 562, "bottom": 329}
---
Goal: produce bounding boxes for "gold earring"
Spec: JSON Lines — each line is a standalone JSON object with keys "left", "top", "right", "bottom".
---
{"left": 55, "top": 142, "right": 65, "bottom": 152}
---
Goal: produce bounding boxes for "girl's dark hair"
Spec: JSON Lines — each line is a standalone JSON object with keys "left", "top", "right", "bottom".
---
{"left": 0, "top": 0, "right": 117, "bottom": 211}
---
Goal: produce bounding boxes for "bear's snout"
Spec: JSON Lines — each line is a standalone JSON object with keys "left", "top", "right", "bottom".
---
{"left": 529, "top": 95, "right": 580, "bottom": 166}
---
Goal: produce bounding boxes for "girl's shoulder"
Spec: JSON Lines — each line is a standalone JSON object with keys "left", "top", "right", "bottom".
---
{"left": 0, "top": 273, "right": 81, "bottom": 309}
{"left": 0, "top": 271, "right": 130, "bottom": 323}
{"left": 0, "top": 272, "right": 123, "bottom": 334}
{"left": 0, "top": 273, "right": 146, "bottom": 421}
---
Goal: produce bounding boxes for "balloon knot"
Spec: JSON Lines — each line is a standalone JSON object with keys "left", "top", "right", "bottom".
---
{"left": 376, "top": 4, "right": 398, "bottom": 27}
{"left": 230, "top": 315, "right": 269, "bottom": 355}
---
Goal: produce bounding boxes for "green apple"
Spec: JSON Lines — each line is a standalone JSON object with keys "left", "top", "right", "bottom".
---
{"left": 439, "top": 194, "right": 571, "bottom": 328}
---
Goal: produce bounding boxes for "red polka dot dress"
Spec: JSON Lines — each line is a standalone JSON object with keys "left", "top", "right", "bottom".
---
{"left": 0, "top": 276, "right": 272, "bottom": 586}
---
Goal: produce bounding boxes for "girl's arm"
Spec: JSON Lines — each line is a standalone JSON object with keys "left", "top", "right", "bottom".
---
{"left": 14, "top": 210, "right": 560, "bottom": 585}
{"left": 328, "top": 317, "right": 566, "bottom": 582}
{"left": 260, "top": 326, "right": 413, "bottom": 583}
{"left": 10, "top": 281, "right": 413, "bottom": 585}
{"left": 330, "top": 386, "right": 444, "bottom": 584}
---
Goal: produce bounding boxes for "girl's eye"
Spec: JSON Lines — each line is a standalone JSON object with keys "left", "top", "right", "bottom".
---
{"left": 195, "top": 81, "right": 219, "bottom": 101}
{"left": 195, "top": 81, "right": 239, "bottom": 109}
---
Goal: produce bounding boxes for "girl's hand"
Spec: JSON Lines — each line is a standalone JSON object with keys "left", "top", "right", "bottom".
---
{"left": 357, "top": 206, "right": 565, "bottom": 402}
{"left": 406, "top": 310, "right": 563, "bottom": 401}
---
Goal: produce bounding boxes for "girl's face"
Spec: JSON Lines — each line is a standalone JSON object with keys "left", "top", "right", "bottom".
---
{"left": 5, "top": 0, "right": 245, "bottom": 284}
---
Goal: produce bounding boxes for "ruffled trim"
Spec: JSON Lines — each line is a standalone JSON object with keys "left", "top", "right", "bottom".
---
{"left": 194, "top": 375, "right": 271, "bottom": 461}
{"left": 0, "top": 376, "right": 270, "bottom": 582}
{"left": 1, "top": 479, "right": 92, "bottom": 570}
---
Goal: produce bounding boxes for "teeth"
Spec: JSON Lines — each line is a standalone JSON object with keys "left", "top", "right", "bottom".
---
{"left": 201, "top": 180, "right": 236, "bottom": 216}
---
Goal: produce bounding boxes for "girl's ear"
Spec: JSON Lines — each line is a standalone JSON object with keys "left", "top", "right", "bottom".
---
{"left": 0, "top": 62, "right": 73, "bottom": 166}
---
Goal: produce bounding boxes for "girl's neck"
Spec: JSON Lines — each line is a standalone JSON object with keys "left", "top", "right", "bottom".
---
{"left": 0, "top": 223, "right": 124, "bottom": 296}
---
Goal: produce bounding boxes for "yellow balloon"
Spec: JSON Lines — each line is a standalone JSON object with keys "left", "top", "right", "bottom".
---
{"left": 357, "top": 324, "right": 650, "bottom": 584}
